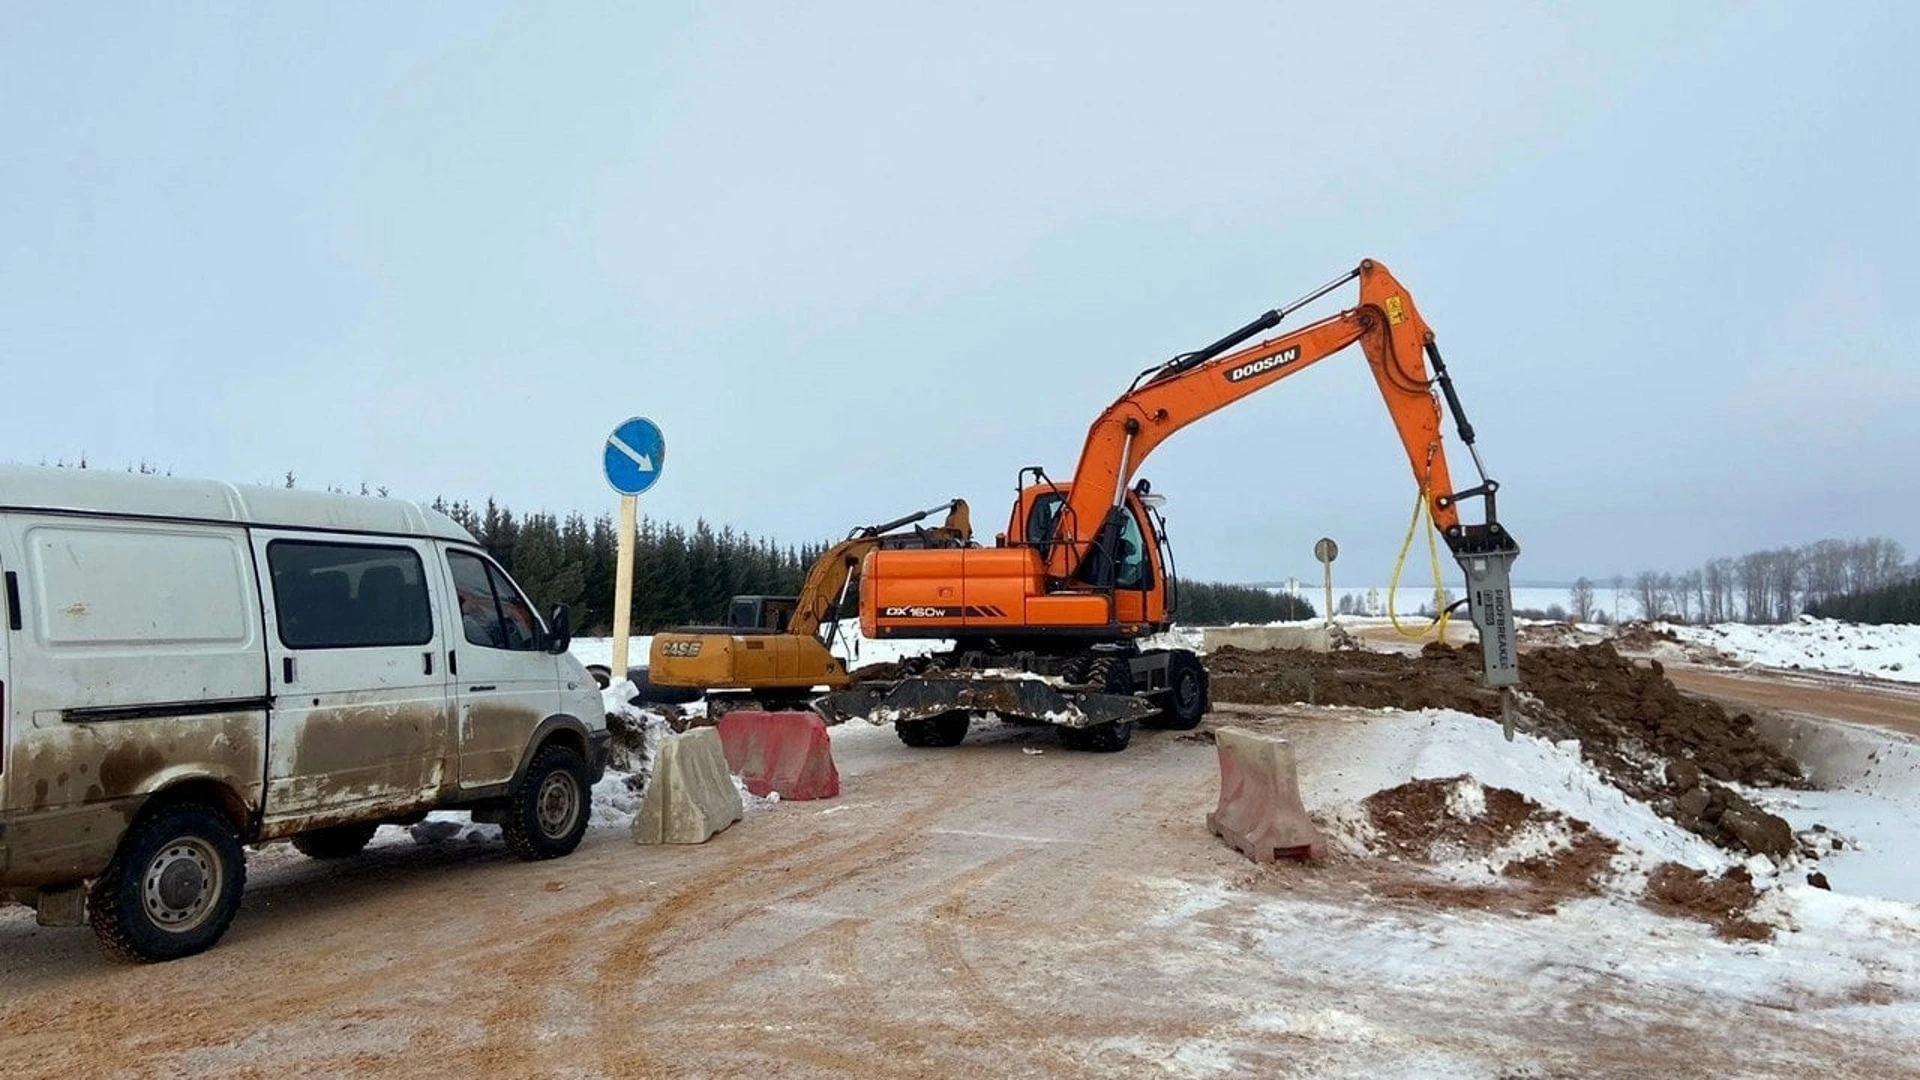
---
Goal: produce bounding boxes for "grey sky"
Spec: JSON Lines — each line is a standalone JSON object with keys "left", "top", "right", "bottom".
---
{"left": 4, "top": 3, "right": 1915, "bottom": 586}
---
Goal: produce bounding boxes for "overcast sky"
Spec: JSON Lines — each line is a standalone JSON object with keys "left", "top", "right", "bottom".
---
{"left": 4, "top": 3, "right": 1916, "bottom": 586}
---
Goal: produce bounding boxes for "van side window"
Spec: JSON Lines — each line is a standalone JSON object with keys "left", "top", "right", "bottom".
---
{"left": 267, "top": 541, "right": 433, "bottom": 649}
{"left": 448, "top": 551, "right": 542, "bottom": 652}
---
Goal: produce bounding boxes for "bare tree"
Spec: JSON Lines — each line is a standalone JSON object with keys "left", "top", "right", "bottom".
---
{"left": 1568, "top": 576, "right": 1596, "bottom": 622}
{"left": 1770, "top": 546, "right": 1804, "bottom": 622}
{"left": 1802, "top": 539, "right": 1849, "bottom": 606}
{"left": 1672, "top": 570, "right": 1697, "bottom": 623}
{"left": 1634, "top": 570, "right": 1664, "bottom": 620}
{"left": 1737, "top": 552, "right": 1771, "bottom": 623}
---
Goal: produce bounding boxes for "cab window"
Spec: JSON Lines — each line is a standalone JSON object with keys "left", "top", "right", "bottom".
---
{"left": 1025, "top": 493, "right": 1065, "bottom": 547}
{"left": 449, "top": 550, "right": 542, "bottom": 652}
{"left": 1113, "top": 508, "right": 1151, "bottom": 590}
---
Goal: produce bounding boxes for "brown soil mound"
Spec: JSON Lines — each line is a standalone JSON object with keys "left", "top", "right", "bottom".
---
{"left": 1642, "top": 862, "right": 1772, "bottom": 941}
{"left": 1612, "top": 620, "right": 1682, "bottom": 653}
{"left": 1211, "top": 642, "right": 1803, "bottom": 857}
{"left": 1361, "top": 778, "right": 1620, "bottom": 913}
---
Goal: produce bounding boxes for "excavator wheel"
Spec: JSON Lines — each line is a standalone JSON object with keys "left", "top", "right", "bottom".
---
{"left": 1057, "top": 656, "right": 1136, "bottom": 753}
{"left": 1144, "top": 650, "right": 1209, "bottom": 731}
{"left": 1060, "top": 653, "right": 1094, "bottom": 686}
{"left": 896, "top": 712, "right": 970, "bottom": 749}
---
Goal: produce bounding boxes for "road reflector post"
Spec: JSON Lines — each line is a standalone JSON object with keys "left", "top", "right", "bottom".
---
{"left": 612, "top": 494, "right": 638, "bottom": 677}
{"left": 1314, "top": 537, "right": 1338, "bottom": 628}
{"left": 603, "top": 416, "right": 667, "bottom": 679}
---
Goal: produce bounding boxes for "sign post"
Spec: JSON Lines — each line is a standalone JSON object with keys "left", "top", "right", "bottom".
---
{"left": 604, "top": 417, "right": 666, "bottom": 678}
{"left": 1313, "top": 537, "right": 1338, "bottom": 628}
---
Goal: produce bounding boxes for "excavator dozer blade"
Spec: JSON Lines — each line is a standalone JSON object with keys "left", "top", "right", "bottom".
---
{"left": 816, "top": 674, "right": 1156, "bottom": 729}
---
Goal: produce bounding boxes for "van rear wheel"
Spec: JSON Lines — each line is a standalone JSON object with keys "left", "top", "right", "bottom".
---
{"left": 503, "top": 744, "right": 591, "bottom": 861}
{"left": 89, "top": 803, "right": 247, "bottom": 963}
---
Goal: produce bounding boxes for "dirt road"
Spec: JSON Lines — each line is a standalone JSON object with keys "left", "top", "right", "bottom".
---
{"left": 1666, "top": 665, "right": 1920, "bottom": 738}
{"left": 2, "top": 715, "right": 1912, "bottom": 1079}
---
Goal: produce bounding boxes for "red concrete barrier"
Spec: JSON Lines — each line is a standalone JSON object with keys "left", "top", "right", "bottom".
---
{"left": 716, "top": 710, "right": 841, "bottom": 800}
{"left": 1207, "top": 727, "right": 1324, "bottom": 861}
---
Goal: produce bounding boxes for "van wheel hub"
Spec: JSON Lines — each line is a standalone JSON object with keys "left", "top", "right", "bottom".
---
{"left": 536, "top": 773, "right": 582, "bottom": 838}
{"left": 144, "top": 840, "right": 220, "bottom": 930}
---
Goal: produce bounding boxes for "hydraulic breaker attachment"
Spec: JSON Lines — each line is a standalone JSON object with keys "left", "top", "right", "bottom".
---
{"left": 1450, "top": 524, "right": 1520, "bottom": 688}
{"left": 816, "top": 673, "right": 1156, "bottom": 729}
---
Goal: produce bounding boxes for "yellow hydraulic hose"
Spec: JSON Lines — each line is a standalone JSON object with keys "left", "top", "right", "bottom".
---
{"left": 1387, "top": 481, "right": 1452, "bottom": 640}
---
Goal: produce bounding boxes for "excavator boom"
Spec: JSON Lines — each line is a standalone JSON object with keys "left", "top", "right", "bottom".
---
{"left": 1040, "top": 259, "right": 1518, "bottom": 684}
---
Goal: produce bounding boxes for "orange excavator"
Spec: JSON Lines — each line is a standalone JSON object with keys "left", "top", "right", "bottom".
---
{"left": 819, "top": 259, "right": 1520, "bottom": 751}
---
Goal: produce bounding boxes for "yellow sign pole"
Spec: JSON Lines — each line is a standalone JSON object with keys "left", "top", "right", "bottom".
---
{"left": 610, "top": 494, "right": 639, "bottom": 677}
{"left": 1323, "top": 564, "right": 1334, "bottom": 629}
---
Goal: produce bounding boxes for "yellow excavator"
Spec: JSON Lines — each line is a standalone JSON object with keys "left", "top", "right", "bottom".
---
{"left": 646, "top": 499, "right": 973, "bottom": 716}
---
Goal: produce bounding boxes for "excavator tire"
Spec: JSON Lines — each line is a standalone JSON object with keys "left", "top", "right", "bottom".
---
{"left": 896, "top": 712, "right": 970, "bottom": 748}
{"left": 1058, "top": 656, "right": 1136, "bottom": 753}
{"left": 1144, "top": 650, "right": 1209, "bottom": 731}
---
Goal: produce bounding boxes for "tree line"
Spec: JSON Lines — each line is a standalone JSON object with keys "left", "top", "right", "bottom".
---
{"left": 1805, "top": 578, "right": 1920, "bottom": 625}
{"left": 1566, "top": 537, "right": 1913, "bottom": 624}
{"left": 432, "top": 497, "right": 1314, "bottom": 634}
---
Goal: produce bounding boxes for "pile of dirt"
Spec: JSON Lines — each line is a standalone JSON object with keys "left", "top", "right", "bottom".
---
{"left": 1208, "top": 642, "right": 1804, "bottom": 858}
{"left": 1641, "top": 862, "right": 1771, "bottom": 941}
{"left": 1611, "top": 620, "right": 1681, "bottom": 653}
{"left": 1356, "top": 777, "right": 1620, "bottom": 914}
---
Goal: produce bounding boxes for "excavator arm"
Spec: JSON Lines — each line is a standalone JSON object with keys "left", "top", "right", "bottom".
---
{"left": 789, "top": 499, "right": 971, "bottom": 639}
{"left": 1048, "top": 258, "right": 1520, "bottom": 683}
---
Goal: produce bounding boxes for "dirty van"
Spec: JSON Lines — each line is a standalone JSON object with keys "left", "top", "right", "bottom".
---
{"left": 0, "top": 466, "right": 609, "bottom": 962}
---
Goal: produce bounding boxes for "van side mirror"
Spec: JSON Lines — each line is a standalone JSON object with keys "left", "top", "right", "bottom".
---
{"left": 546, "top": 604, "right": 573, "bottom": 655}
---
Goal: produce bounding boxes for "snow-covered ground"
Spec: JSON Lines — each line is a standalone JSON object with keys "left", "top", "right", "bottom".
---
{"left": 1248, "top": 705, "right": 1920, "bottom": 1071}
{"left": 1306, "top": 709, "right": 1731, "bottom": 874}
{"left": 1663, "top": 616, "right": 1920, "bottom": 684}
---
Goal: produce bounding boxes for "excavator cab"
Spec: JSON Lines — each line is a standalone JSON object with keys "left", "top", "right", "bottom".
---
{"left": 1008, "top": 472, "right": 1170, "bottom": 628}
{"left": 727, "top": 595, "right": 797, "bottom": 633}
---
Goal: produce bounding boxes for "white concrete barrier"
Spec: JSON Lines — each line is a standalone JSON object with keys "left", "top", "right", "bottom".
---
{"left": 1207, "top": 726, "right": 1324, "bottom": 862}
{"left": 632, "top": 726, "right": 745, "bottom": 845}
{"left": 1200, "top": 626, "right": 1332, "bottom": 653}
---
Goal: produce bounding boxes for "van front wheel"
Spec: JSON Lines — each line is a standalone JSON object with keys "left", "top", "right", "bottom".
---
{"left": 89, "top": 803, "right": 247, "bottom": 963}
{"left": 503, "top": 744, "right": 591, "bottom": 861}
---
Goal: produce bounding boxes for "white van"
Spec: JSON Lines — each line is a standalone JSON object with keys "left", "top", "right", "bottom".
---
{"left": 0, "top": 466, "right": 608, "bottom": 961}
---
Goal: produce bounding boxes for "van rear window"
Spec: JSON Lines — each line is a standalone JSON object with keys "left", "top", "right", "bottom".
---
{"left": 267, "top": 541, "right": 433, "bottom": 650}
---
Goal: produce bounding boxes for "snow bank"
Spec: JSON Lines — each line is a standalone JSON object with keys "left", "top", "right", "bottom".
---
{"left": 1302, "top": 709, "right": 1730, "bottom": 873}
{"left": 567, "top": 635, "right": 651, "bottom": 673}
{"left": 1664, "top": 616, "right": 1920, "bottom": 683}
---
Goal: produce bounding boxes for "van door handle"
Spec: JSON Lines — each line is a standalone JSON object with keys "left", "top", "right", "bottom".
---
{"left": 283, "top": 656, "right": 297, "bottom": 684}
{"left": 468, "top": 685, "right": 497, "bottom": 692}
{"left": 424, "top": 652, "right": 434, "bottom": 675}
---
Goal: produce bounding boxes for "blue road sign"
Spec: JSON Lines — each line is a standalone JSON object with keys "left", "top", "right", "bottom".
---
{"left": 603, "top": 417, "right": 665, "bottom": 496}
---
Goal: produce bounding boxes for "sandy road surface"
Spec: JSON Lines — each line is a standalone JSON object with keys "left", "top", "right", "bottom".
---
{"left": 3, "top": 714, "right": 1914, "bottom": 1079}
{"left": 1664, "top": 665, "right": 1920, "bottom": 738}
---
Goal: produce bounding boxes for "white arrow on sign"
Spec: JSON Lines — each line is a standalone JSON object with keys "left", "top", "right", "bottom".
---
{"left": 609, "top": 433, "right": 655, "bottom": 471}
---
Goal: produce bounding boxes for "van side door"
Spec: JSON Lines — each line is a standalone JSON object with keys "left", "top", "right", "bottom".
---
{"left": 252, "top": 531, "right": 453, "bottom": 831}
{"left": 439, "top": 546, "right": 563, "bottom": 791}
